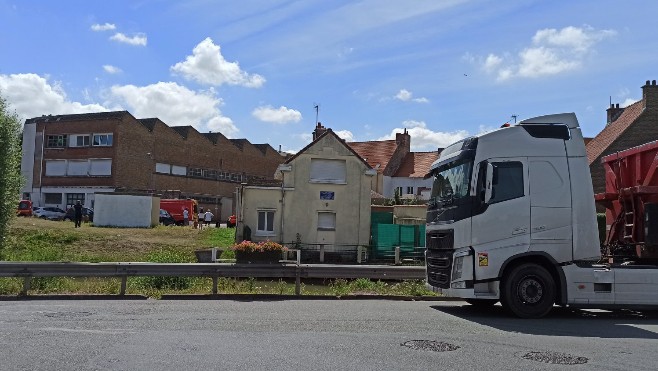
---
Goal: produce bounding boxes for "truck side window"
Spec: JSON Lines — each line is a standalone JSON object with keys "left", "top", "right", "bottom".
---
{"left": 489, "top": 161, "right": 524, "bottom": 203}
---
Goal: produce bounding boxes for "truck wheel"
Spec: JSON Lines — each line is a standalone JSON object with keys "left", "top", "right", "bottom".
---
{"left": 465, "top": 299, "right": 498, "bottom": 307}
{"left": 501, "top": 263, "right": 555, "bottom": 319}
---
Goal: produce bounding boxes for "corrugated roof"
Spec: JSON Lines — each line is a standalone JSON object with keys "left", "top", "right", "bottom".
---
{"left": 346, "top": 140, "right": 398, "bottom": 173}
{"left": 393, "top": 151, "right": 440, "bottom": 178}
{"left": 586, "top": 100, "right": 644, "bottom": 164}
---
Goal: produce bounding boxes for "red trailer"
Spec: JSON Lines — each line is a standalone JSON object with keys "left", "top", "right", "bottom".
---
{"left": 594, "top": 140, "right": 658, "bottom": 260}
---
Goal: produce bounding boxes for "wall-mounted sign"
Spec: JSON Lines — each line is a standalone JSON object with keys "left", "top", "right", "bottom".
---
{"left": 320, "top": 191, "right": 335, "bottom": 200}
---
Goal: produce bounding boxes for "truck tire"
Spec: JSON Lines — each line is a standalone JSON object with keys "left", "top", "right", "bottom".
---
{"left": 501, "top": 263, "right": 555, "bottom": 319}
{"left": 465, "top": 299, "right": 498, "bottom": 307}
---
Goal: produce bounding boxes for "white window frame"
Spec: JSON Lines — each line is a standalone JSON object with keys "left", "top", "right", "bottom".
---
{"left": 69, "top": 134, "right": 90, "bottom": 147}
{"left": 92, "top": 133, "right": 113, "bottom": 147}
{"left": 406, "top": 186, "right": 414, "bottom": 195}
{"left": 256, "top": 210, "right": 276, "bottom": 236}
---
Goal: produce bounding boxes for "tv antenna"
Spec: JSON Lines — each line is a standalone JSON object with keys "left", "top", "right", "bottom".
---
{"left": 511, "top": 114, "right": 518, "bottom": 123}
{"left": 313, "top": 103, "right": 320, "bottom": 124}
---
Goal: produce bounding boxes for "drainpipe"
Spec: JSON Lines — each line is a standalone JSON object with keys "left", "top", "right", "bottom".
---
{"left": 38, "top": 130, "right": 45, "bottom": 206}
{"left": 280, "top": 171, "right": 285, "bottom": 244}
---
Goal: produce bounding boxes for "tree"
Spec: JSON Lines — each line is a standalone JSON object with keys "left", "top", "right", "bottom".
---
{"left": 0, "top": 93, "right": 22, "bottom": 258}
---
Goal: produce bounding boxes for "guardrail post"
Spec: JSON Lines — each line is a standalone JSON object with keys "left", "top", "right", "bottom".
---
{"left": 21, "top": 276, "right": 32, "bottom": 296}
{"left": 319, "top": 244, "right": 325, "bottom": 263}
{"left": 211, "top": 248, "right": 218, "bottom": 263}
{"left": 212, "top": 276, "right": 218, "bottom": 295}
{"left": 120, "top": 275, "right": 127, "bottom": 295}
{"left": 395, "top": 246, "right": 401, "bottom": 265}
{"left": 357, "top": 246, "right": 363, "bottom": 264}
{"left": 295, "top": 250, "right": 301, "bottom": 296}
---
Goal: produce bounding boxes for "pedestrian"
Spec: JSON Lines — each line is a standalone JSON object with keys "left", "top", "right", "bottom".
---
{"left": 73, "top": 200, "right": 83, "bottom": 228}
{"left": 183, "top": 208, "right": 189, "bottom": 226}
{"left": 204, "top": 210, "right": 214, "bottom": 227}
{"left": 198, "top": 208, "right": 204, "bottom": 229}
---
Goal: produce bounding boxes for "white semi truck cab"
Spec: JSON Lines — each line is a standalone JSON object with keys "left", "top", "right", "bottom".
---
{"left": 425, "top": 113, "right": 658, "bottom": 318}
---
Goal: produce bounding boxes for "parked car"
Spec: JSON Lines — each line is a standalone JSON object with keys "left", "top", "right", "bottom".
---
{"left": 17, "top": 200, "right": 33, "bottom": 217}
{"left": 159, "top": 209, "right": 176, "bottom": 226}
{"left": 63, "top": 207, "right": 94, "bottom": 222}
{"left": 33, "top": 207, "right": 66, "bottom": 220}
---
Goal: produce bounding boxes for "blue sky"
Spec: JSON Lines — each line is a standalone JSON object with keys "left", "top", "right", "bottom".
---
{"left": 1, "top": 0, "right": 656, "bottom": 153}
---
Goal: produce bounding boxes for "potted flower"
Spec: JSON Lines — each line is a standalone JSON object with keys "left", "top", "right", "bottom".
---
{"left": 231, "top": 240, "right": 287, "bottom": 264}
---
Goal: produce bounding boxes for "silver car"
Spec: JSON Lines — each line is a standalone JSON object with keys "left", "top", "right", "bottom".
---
{"left": 33, "top": 207, "right": 67, "bottom": 220}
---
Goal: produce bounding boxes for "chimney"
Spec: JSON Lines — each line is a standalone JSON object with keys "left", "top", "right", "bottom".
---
{"left": 606, "top": 103, "right": 625, "bottom": 124}
{"left": 642, "top": 79, "right": 658, "bottom": 110}
{"left": 312, "top": 122, "right": 327, "bottom": 141}
{"left": 395, "top": 128, "right": 410, "bottom": 152}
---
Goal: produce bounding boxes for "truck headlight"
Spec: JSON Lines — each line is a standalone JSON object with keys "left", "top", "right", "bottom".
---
{"left": 451, "top": 280, "right": 467, "bottom": 289}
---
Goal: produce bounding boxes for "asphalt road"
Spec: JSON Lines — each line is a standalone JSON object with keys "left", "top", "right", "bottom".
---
{"left": 1, "top": 299, "right": 657, "bottom": 371}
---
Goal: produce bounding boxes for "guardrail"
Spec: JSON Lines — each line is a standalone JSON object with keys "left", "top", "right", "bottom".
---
{"left": 0, "top": 261, "right": 426, "bottom": 296}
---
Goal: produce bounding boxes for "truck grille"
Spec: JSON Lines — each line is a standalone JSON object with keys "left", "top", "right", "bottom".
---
{"left": 426, "top": 230, "right": 454, "bottom": 289}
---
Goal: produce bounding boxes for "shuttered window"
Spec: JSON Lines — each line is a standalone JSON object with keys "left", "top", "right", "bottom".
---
{"left": 45, "top": 160, "right": 66, "bottom": 176}
{"left": 310, "top": 159, "right": 346, "bottom": 183}
{"left": 171, "top": 165, "right": 186, "bottom": 176}
{"left": 156, "top": 163, "right": 171, "bottom": 174}
{"left": 89, "top": 159, "right": 112, "bottom": 176}
{"left": 67, "top": 160, "right": 88, "bottom": 176}
{"left": 317, "top": 212, "right": 336, "bottom": 230}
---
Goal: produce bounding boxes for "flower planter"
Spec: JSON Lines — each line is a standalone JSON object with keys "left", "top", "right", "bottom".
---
{"left": 235, "top": 250, "right": 282, "bottom": 264}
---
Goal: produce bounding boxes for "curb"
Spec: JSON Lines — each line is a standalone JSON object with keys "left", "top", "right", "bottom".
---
{"left": 160, "top": 294, "right": 463, "bottom": 301}
{"left": 0, "top": 294, "right": 149, "bottom": 301}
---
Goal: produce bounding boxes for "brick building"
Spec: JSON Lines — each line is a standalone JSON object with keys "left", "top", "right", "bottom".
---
{"left": 586, "top": 80, "right": 658, "bottom": 195}
{"left": 20, "top": 111, "right": 285, "bottom": 220}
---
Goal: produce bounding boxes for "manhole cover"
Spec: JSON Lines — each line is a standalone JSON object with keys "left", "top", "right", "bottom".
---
{"left": 522, "top": 351, "right": 588, "bottom": 365}
{"left": 401, "top": 340, "right": 460, "bottom": 352}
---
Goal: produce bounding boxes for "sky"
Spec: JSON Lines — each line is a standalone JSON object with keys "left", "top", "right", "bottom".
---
{"left": 1, "top": 0, "right": 657, "bottom": 153}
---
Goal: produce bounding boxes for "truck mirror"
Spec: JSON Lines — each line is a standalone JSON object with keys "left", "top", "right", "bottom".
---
{"left": 485, "top": 163, "right": 494, "bottom": 203}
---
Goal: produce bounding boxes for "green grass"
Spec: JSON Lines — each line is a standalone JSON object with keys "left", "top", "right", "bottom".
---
{"left": 1, "top": 218, "right": 436, "bottom": 297}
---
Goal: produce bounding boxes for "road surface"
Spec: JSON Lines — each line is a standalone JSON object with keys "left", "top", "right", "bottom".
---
{"left": 0, "top": 299, "right": 657, "bottom": 370}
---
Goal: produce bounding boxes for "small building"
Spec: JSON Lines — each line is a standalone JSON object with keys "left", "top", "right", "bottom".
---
{"left": 587, "top": 80, "right": 658, "bottom": 195}
{"left": 236, "top": 129, "right": 375, "bottom": 259}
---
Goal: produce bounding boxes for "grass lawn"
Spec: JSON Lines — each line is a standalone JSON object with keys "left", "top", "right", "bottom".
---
{"left": 0, "top": 217, "right": 435, "bottom": 298}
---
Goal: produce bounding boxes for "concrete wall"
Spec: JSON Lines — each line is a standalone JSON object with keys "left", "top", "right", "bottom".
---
{"left": 94, "top": 194, "right": 159, "bottom": 227}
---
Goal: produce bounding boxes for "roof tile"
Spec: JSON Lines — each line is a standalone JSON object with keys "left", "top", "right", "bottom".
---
{"left": 586, "top": 101, "right": 644, "bottom": 164}
{"left": 393, "top": 152, "right": 440, "bottom": 178}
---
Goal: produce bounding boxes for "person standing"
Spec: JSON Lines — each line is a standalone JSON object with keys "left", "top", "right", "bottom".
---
{"left": 204, "top": 210, "right": 214, "bottom": 227}
{"left": 73, "top": 200, "right": 83, "bottom": 228}
{"left": 198, "top": 208, "right": 204, "bottom": 229}
{"left": 183, "top": 208, "right": 189, "bottom": 226}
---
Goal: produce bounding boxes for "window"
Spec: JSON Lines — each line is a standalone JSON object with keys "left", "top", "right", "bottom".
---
{"left": 203, "top": 169, "right": 216, "bottom": 179}
{"left": 310, "top": 159, "right": 346, "bottom": 183}
{"left": 69, "top": 135, "right": 90, "bottom": 147}
{"left": 317, "top": 212, "right": 336, "bottom": 230}
{"left": 66, "top": 193, "right": 85, "bottom": 208}
{"left": 89, "top": 159, "right": 112, "bottom": 176}
{"left": 67, "top": 160, "right": 88, "bottom": 176}
{"left": 46, "top": 135, "right": 67, "bottom": 148}
{"left": 92, "top": 133, "right": 113, "bottom": 146}
{"left": 257, "top": 210, "right": 275, "bottom": 234}
{"left": 44, "top": 193, "right": 62, "bottom": 204}
{"left": 156, "top": 163, "right": 171, "bottom": 174}
{"left": 187, "top": 168, "right": 202, "bottom": 177}
{"left": 45, "top": 160, "right": 67, "bottom": 176}
{"left": 395, "top": 186, "right": 403, "bottom": 196}
{"left": 406, "top": 186, "right": 414, "bottom": 195}
{"left": 171, "top": 165, "right": 186, "bottom": 176}
{"left": 489, "top": 161, "right": 524, "bottom": 204}
{"left": 218, "top": 172, "right": 225, "bottom": 180}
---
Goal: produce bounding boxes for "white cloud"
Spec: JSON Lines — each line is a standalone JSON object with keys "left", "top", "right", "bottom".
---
{"left": 621, "top": 98, "right": 638, "bottom": 107}
{"left": 378, "top": 120, "right": 468, "bottom": 151}
{"left": 252, "top": 105, "right": 302, "bottom": 124}
{"left": 394, "top": 89, "right": 429, "bottom": 103}
{"left": 110, "top": 82, "right": 238, "bottom": 137}
{"left": 475, "top": 25, "right": 616, "bottom": 81}
{"left": 91, "top": 23, "right": 116, "bottom": 32}
{"left": 110, "top": 32, "right": 147, "bottom": 46}
{"left": 103, "top": 65, "right": 122, "bottom": 74}
{"left": 334, "top": 130, "right": 354, "bottom": 142}
{"left": 0, "top": 73, "right": 110, "bottom": 121}
{"left": 171, "top": 37, "right": 265, "bottom": 88}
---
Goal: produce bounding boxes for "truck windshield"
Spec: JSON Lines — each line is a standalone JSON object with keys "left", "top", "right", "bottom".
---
{"left": 428, "top": 160, "right": 473, "bottom": 207}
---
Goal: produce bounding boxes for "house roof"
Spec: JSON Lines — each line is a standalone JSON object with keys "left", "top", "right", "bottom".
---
{"left": 393, "top": 151, "right": 440, "bottom": 178}
{"left": 25, "top": 111, "right": 131, "bottom": 125}
{"left": 172, "top": 125, "right": 194, "bottom": 139}
{"left": 284, "top": 129, "right": 371, "bottom": 168}
{"left": 346, "top": 139, "right": 398, "bottom": 174}
{"left": 586, "top": 100, "right": 644, "bottom": 164}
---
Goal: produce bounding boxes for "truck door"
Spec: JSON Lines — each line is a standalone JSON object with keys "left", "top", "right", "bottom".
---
{"left": 472, "top": 157, "right": 530, "bottom": 277}
{"left": 528, "top": 158, "right": 573, "bottom": 262}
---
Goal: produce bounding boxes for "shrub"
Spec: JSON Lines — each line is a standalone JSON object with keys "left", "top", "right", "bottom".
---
{"left": 231, "top": 240, "right": 287, "bottom": 253}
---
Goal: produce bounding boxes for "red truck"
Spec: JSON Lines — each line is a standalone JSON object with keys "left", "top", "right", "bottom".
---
{"left": 17, "top": 200, "right": 33, "bottom": 217}
{"left": 594, "top": 139, "right": 658, "bottom": 261}
{"left": 160, "top": 199, "right": 199, "bottom": 226}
